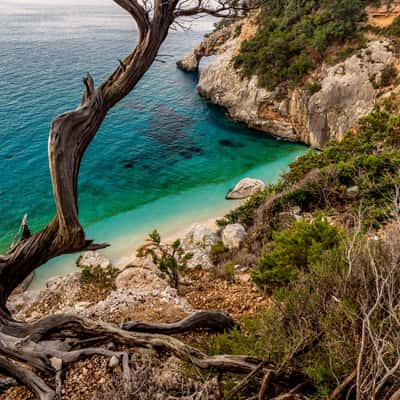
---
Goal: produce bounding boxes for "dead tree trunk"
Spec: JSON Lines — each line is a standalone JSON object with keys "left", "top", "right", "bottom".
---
{"left": 0, "top": 1, "right": 262, "bottom": 398}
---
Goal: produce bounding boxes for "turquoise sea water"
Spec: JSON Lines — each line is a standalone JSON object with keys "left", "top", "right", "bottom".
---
{"left": 0, "top": 1, "right": 306, "bottom": 286}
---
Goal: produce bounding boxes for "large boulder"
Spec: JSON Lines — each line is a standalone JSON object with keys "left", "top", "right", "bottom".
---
{"left": 222, "top": 224, "right": 247, "bottom": 250}
{"left": 176, "top": 53, "right": 200, "bottom": 72}
{"left": 77, "top": 251, "right": 111, "bottom": 270}
{"left": 181, "top": 223, "right": 220, "bottom": 251}
{"left": 226, "top": 177, "right": 266, "bottom": 200}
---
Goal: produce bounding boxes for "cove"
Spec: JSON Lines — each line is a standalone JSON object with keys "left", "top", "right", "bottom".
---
{"left": 0, "top": 2, "right": 306, "bottom": 287}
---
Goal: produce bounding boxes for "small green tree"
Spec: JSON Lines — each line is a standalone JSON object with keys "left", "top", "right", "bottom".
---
{"left": 137, "top": 230, "right": 193, "bottom": 290}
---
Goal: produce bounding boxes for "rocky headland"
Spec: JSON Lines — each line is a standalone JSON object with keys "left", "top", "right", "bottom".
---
{"left": 178, "top": 3, "right": 400, "bottom": 148}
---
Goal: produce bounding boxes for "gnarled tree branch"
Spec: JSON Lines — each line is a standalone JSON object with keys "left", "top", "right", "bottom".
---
{"left": 0, "top": 1, "right": 254, "bottom": 399}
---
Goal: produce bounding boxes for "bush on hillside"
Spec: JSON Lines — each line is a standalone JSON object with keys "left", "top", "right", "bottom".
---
{"left": 207, "top": 214, "right": 400, "bottom": 397}
{"left": 252, "top": 216, "right": 341, "bottom": 288}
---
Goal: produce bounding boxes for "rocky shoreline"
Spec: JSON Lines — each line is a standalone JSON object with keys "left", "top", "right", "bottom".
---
{"left": 5, "top": 176, "right": 271, "bottom": 400}
{"left": 8, "top": 177, "right": 265, "bottom": 325}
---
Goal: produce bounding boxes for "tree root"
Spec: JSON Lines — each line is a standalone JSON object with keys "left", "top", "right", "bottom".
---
{"left": 0, "top": 312, "right": 262, "bottom": 399}
{"left": 0, "top": 355, "right": 55, "bottom": 400}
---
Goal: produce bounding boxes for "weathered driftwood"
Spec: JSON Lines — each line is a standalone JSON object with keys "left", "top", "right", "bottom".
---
{"left": 122, "top": 310, "right": 238, "bottom": 333}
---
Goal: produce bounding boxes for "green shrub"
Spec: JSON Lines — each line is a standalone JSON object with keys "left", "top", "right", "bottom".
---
{"left": 208, "top": 224, "right": 400, "bottom": 396}
{"left": 221, "top": 190, "right": 268, "bottom": 226}
{"left": 380, "top": 63, "right": 398, "bottom": 87}
{"left": 305, "top": 80, "right": 322, "bottom": 95}
{"left": 272, "top": 107, "right": 400, "bottom": 228}
{"left": 234, "top": 0, "right": 368, "bottom": 89}
{"left": 222, "top": 262, "right": 236, "bottom": 282}
{"left": 252, "top": 217, "right": 341, "bottom": 288}
{"left": 210, "top": 240, "right": 227, "bottom": 263}
{"left": 79, "top": 265, "right": 118, "bottom": 290}
{"left": 385, "top": 15, "right": 400, "bottom": 36}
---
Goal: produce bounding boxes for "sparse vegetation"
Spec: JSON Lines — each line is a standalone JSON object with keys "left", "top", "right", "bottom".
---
{"left": 305, "top": 80, "right": 322, "bottom": 95}
{"left": 221, "top": 261, "right": 236, "bottom": 282}
{"left": 137, "top": 230, "right": 193, "bottom": 289}
{"left": 202, "top": 104, "right": 400, "bottom": 398}
{"left": 78, "top": 264, "right": 119, "bottom": 290}
{"left": 208, "top": 209, "right": 400, "bottom": 398}
{"left": 380, "top": 63, "right": 398, "bottom": 87}
{"left": 384, "top": 15, "right": 400, "bottom": 37}
{"left": 234, "top": 0, "right": 370, "bottom": 89}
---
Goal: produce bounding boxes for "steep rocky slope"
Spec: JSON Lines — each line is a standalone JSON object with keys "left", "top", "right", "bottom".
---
{"left": 178, "top": 7, "right": 400, "bottom": 147}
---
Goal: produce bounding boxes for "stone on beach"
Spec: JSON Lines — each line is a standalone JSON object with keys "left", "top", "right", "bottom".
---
{"left": 226, "top": 177, "right": 266, "bottom": 200}
{"left": 181, "top": 223, "right": 220, "bottom": 250}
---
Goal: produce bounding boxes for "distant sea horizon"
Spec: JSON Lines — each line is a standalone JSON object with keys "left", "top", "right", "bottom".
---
{"left": 0, "top": 1, "right": 306, "bottom": 286}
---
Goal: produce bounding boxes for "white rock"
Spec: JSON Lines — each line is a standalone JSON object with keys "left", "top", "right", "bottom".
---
{"left": 186, "top": 248, "right": 213, "bottom": 270}
{"left": 222, "top": 224, "right": 247, "bottom": 250}
{"left": 182, "top": 223, "right": 220, "bottom": 250}
{"left": 347, "top": 185, "right": 360, "bottom": 195}
{"left": 115, "top": 266, "right": 169, "bottom": 291}
{"left": 77, "top": 251, "right": 111, "bottom": 270}
{"left": 226, "top": 178, "right": 266, "bottom": 200}
{"left": 73, "top": 301, "right": 91, "bottom": 311}
{"left": 109, "top": 355, "right": 119, "bottom": 368}
{"left": 50, "top": 357, "right": 63, "bottom": 371}
{"left": 116, "top": 254, "right": 157, "bottom": 271}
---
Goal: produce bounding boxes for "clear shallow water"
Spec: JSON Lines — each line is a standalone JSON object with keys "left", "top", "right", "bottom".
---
{"left": 0, "top": 1, "right": 306, "bottom": 286}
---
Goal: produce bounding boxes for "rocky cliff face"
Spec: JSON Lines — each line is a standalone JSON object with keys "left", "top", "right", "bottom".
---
{"left": 178, "top": 17, "right": 398, "bottom": 147}
{"left": 366, "top": 0, "right": 400, "bottom": 28}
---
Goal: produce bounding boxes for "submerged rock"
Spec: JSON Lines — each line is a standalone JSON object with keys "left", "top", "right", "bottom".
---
{"left": 222, "top": 224, "right": 247, "bottom": 250}
{"left": 226, "top": 177, "right": 266, "bottom": 199}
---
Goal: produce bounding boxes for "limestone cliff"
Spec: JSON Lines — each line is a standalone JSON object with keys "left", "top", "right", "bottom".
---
{"left": 178, "top": 15, "right": 399, "bottom": 148}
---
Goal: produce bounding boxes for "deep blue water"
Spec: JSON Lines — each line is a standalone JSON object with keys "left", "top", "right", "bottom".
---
{"left": 0, "top": 1, "right": 306, "bottom": 282}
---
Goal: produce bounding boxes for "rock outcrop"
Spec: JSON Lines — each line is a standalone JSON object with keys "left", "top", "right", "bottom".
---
{"left": 222, "top": 224, "right": 247, "bottom": 250}
{"left": 176, "top": 25, "right": 234, "bottom": 71}
{"left": 366, "top": 0, "right": 400, "bottom": 28}
{"left": 226, "top": 177, "right": 266, "bottom": 199}
{"left": 8, "top": 260, "right": 192, "bottom": 324}
{"left": 181, "top": 223, "right": 220, "bottom": 270}
{"left": 77, "top": 251, "right": 112, "bottom": 270}
{"left": 182, "top": 223, "right": 220, "bottom": 250}
{"left": 179, "top": 17, "right": 398, "bottom": 148}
